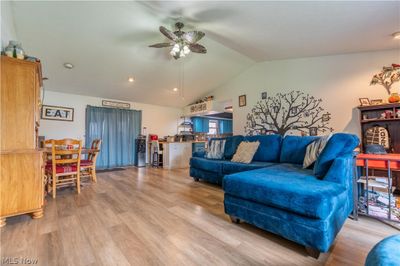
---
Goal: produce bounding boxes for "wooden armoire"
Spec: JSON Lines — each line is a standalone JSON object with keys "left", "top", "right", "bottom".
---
{"left": 0, "top": 56, "right": 44, "bottom": 227}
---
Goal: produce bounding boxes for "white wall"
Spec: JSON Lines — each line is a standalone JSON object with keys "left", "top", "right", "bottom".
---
{"left": 39, "top": 91, "right": 182, "bottom": 144}
{"left": 1, "top": 1, "right": 17, "bottom": 49}
{"left": 210, "top": 49, "right": 400, "bottom": 136}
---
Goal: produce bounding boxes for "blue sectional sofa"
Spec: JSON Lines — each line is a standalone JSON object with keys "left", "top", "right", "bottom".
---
{"left": 189, "top": 133, "right": 359, "bottom": 257}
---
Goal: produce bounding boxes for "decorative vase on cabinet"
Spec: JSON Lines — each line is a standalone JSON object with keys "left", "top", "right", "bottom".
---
{"left": 4, "top": 40, "right": 25, "bottom": 59}
{"left": 389, "top": 92, "right": 400, "bottom": 103}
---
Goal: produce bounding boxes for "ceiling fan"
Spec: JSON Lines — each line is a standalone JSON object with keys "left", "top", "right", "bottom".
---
{"left": 149, "top": 22, "right": 207, "bottom": 60}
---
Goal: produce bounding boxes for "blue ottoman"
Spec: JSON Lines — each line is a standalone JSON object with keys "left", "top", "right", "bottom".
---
{"left": 365, "top": 234, "right": 400, "bottom": 266}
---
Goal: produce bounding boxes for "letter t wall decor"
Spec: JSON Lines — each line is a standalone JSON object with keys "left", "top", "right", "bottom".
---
{"left": 245, "top": 91, "right": 333, "bottom": 136}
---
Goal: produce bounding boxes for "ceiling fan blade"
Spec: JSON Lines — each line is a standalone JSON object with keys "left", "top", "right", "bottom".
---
{"left": 149, "top": 43, "right": 173, "bottom": 48}
{"left": 160, "top": 26, "right": 178, "bottom": 41}
{"left": 189, "top": 43, "right": 207, "bottom": 54}
{"left": 183, "top": 31, "right": 205, "bottom": 43}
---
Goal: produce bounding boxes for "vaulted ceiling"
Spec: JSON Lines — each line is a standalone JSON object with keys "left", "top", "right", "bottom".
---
{"left": 8, "top": 1, "right": 400, "bottom": 107}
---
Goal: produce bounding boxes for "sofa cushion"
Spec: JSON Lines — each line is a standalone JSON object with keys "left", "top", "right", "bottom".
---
{"left": 190, "top": 157, "right": 224, "bottom": 174}
{"left": 222, "top": 160, "right": 275, "bottom": 175}
{"left": 224, "top": 135, "right": 244, "bottom": 159}
{"left": 280, "top": 136, "right": 318, "bottom": 164}
{"left": 314, "top": 133, "right": 359, "bottom": 178}
{"left": 80, "top": 159, "right": 93, "bottom": 166}
{"left": 223, "top": 164, "right": 347, "bottom": 219}
{"left": 243, "top": 135, "right": 282, "bottom": 162}
{"left": 45, "top": 163, "right": 78, "bottom": 174}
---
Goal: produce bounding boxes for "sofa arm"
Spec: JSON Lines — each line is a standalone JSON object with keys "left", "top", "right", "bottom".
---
{"left": 192, "top": 151, "right": 206, "bottom": 158}
{"left": 323, "top": 155, "right": 355, "bottom": 188}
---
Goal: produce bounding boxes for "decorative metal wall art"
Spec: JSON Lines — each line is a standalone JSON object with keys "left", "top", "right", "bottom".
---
{"left": 245, "top": 90, "right": 333, "bottom": 136}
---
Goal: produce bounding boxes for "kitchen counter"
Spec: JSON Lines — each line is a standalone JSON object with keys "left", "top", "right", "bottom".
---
{"left": 162, "top": 141, "right": 206, "bottom": 169}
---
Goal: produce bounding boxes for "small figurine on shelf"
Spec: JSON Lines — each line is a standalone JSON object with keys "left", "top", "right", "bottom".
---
{"left": 382, "top": 110, "right": 394, "bottom": 119}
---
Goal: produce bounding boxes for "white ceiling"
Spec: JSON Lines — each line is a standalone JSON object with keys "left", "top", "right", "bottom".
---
{"left": 9, "top": 1, "right": 400, "bottom": 108}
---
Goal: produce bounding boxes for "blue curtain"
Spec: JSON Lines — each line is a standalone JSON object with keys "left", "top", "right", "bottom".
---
{"left": 219, "top": 119, "right": 233, "bottom": 134}
{"left": 192, "top": 117, "right": 209, "bottom": 133}
{"left": 85, "top": 106, "right": 142, "bottom": 169}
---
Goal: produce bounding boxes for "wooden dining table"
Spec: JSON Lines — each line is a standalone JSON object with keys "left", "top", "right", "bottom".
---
{"left": 43, "top": 148, "right": 100, "bottom": 154}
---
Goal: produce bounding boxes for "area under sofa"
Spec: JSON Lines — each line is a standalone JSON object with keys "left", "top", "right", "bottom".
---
{"left": 189, "top": 133, "right": 359, "bottom": 257}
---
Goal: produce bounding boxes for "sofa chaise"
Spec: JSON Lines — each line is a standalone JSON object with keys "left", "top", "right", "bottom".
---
{"left": 189, "top": 133, "right": 359, "bottom": 257}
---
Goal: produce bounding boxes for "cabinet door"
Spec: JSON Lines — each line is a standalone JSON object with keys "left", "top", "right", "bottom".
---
{"left": 0, "top": 152, "right": 43, "bottom": 217}
{"left": 169, "top": 143, "right": 181, "bottom": 168}
{"left": 1, "top": 58, "right": 37, "bottom": 150}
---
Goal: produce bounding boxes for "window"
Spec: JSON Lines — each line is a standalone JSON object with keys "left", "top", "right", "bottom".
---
{"left": 208, "top": 120, "right": 218, "bottom": 135}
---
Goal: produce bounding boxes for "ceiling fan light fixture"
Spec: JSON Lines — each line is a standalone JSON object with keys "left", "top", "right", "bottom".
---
{"left": 183, "top": 45, "right": 190, "bottom": 55}
{"left": 149, "top": 22, "right": 206, "bottom": 60}
{"left": 393, "top": 32, "right": 400, "bottom": 40}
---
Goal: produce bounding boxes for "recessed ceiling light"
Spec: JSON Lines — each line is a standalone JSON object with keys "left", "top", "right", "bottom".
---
{"left": 392, "top": 32, "right": 400, "bottom": 40}
{"left": 128, "top": 77, "right": 135, "bottom": 83}
{"left": 63, "top": 63, "right": 74, "bottom": 69}
{"left": 173, "top": 87, "right": 178, "bottom": 92}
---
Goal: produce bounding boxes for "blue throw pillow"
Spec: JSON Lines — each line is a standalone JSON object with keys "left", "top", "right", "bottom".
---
{"left": 224, "top": 136, "right": 244, "bottom": 160}
{"left": 280, "top": 135, "right": 319, "bottom": 164}
{"left": 313, "top": 133, "right": 359, "bottom": 178}
{"left": 243, "top": 135, "right": 282, "bottom": 162}
{"left": 365, "top": 144, "right": 387, "bottom": 155}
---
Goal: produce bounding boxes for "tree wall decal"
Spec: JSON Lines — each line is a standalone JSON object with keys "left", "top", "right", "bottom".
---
{"left": 245, "top": 91, "right": 333, "bottom": 136}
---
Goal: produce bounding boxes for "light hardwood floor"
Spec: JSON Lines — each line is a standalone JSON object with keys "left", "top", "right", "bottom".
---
{"left": 1, "top": 167, "right": 398, "bottom": 266}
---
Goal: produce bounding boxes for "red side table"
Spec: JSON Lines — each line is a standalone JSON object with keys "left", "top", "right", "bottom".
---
{"left": 356, "top": 153, "right": 400, "bottom": 222}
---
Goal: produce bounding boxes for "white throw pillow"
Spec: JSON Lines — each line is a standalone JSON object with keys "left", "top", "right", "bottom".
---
{"left": 206, "top": 139, "right": 226, "bottom": 160}
{"left": 303, "top": 134, "right": 332, "bottom": 169}
{"left": 231, "top": 141, "right": 260, "bottom": 164}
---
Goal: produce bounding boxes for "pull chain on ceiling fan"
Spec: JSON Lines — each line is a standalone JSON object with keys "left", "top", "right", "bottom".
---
{"left": 149, "top": 22, "right": 207, "bottom": 60}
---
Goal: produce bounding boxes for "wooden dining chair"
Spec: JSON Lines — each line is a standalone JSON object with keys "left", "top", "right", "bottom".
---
{"left": 80, "top": 139, "right": 101, "bottom": 183}
{"left": 44, "top": 139, "right": 82, "bottom": 198}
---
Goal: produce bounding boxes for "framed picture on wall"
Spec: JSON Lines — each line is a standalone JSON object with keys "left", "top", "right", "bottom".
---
{"left": 102, "top": 100, "right": 131, "bottom": 109}
{"left": 309, "top": 127, "right": 318, "bottom": 136}
{"left": 41, "top": 105, "right": 74, "bottom": 121}
{"left": 239, "top": 95, "right": 246, "bottom": 107}
{"left": 359, "top": 98, "right": 370, "bottom": 106}
{"left": 370, "top": 99, "right": 383, "bottom": 105}
{"left": 261, "top": 92, "right": 267, "bottom": 100}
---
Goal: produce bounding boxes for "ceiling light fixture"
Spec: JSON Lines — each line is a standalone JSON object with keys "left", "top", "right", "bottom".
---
{"left": 149, "top": 22, "right": 207, "bottom": 60}
{"left": 392, "top": 32, "right": 400, "bottom": 40}
{"left": 63, "top": 63, "right": 74, "bottom": 69}
{"left": 128, "top": 77, "right": 135, "bottom": 83}
{"left": 173, "top": 87, "right": 178, "bottom": 92}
